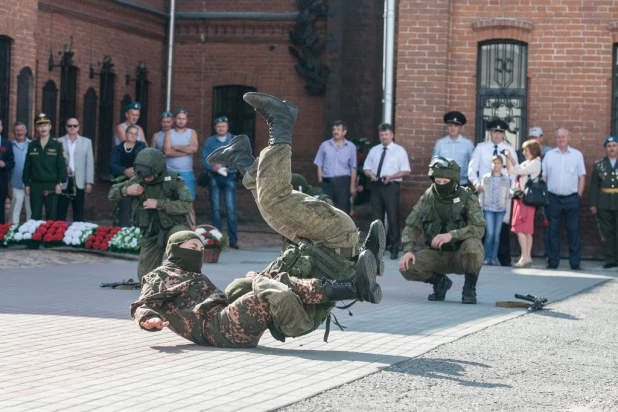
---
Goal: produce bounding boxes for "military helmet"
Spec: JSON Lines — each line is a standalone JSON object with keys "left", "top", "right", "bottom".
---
{"left": 428, "top": 156, "right": 461, "bottom": 182}
{"left": 134, "top": 148, "right": 167, "bottom": 178}
{"left": 291, "top": 173, "right": 309, "bottom": 193}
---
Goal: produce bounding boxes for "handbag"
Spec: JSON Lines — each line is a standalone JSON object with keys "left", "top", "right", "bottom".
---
{"left": 522, "top": 162, "right": 549, "bottom": 207}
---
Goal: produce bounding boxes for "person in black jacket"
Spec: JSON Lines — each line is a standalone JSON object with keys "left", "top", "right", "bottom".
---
{"left": 0, "top": 119, "right": 15, "bottom": 224}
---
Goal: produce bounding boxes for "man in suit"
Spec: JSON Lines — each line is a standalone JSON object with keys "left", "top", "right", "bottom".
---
{"left": 0, "top": 119, "right": 15, "bottom": 224}
{"left": 57, "top": 118, "right": 95, "bottom": 222}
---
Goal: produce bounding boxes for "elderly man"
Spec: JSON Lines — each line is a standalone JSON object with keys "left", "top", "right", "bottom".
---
{"left": 542, "top": 127, "right": 586, "bottom": 270}
{"left": 114, "top": 102, "right": 146, "bottom": 146}
{"left": 433, "top": 111, "right": 475, "bottom": 186}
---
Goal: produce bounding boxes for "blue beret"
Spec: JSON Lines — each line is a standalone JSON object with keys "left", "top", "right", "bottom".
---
{"left": 175, "top": 108, "right": 188, "bottom": 116}
{"left": 604, "top": 136, "right": 618, "bottom": 147}
{"left": 213, "top": 116, "right": 229, "bottom": 125}
{"left": 125, "top": 102, "right": 142, "bottom": 112}
{"left": 159, "top": 111, "right": 172, "bottom": 119}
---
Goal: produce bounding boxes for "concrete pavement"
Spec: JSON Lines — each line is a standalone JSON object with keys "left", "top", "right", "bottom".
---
{"left": 0, "top": 247, "right": 614, "bottom": 412}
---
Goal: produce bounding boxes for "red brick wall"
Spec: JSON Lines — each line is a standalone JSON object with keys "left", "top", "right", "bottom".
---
{"left": 396, "top": 0, "right": 618, "bottom": 258}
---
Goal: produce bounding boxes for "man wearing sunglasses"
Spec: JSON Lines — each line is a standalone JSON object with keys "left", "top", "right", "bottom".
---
{"left": 57, "top": 118, "right": 95, "bottom": 222}
{"left": 398, "top": 156, "right": 485, "bottom": 304}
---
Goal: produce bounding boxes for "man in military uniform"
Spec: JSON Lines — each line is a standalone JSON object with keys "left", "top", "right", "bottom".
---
{"left": 398, "top": 157, "right": 485, "bottom": 304}
{"left": 589, "top": 136, "right": 618, "bottom": 268}
{"left": 205, "top": 92, "right": 385, "bottom": 340}
{"left": 108, "top": 148, "right": 192, "bottom": 281}
{"left": 23, "top": 113, "right": 68, "bottom": 220}
{"left": 132, "top": 230, "right": 380, "bottom": 348}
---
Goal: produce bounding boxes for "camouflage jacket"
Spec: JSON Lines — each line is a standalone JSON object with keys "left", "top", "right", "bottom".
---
{"left": 130, "top": 261, "right": 228, "bottom": 345}
{"left": 402, "top": 185, "right": 485, "bottom": 253}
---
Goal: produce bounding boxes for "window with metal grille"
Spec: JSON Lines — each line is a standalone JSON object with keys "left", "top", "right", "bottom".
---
{"left": 59, "top": 65, "right": 78, "bottom": 133}
{"left": 612, "top": 44, "right": 618, "bottom": 136}
{"left": 17, "top": 67, "right": 33, "bottom": 129}
{"left": 0, "top": 36, "right": 11, "bottom": 127}
{"left": 212, "top": 85, "right": 257, "bottom": 153}
{"left": 42, "top": 80, "right": 58, "bottom": 137}
{"left": 476, "top": 40, "right": 528, "bottom": 150}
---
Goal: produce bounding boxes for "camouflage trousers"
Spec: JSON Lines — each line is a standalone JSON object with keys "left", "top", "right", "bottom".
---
{"left": 203, "top": 273, "right": 327, "bottom": 348}
{"left": 242, "top": 144, "right": 358, "bottom": 249}
{"left": 137, "top": 224, "right": 188, "bottom": 282}
{"left": 399, "top": 238, "right": 484, "bottom": 282}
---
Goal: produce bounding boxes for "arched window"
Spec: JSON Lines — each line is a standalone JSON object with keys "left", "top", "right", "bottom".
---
{"left": 17, "top": 67, "right": 33, "bottom": 129}
{"left": 212, "top": 85, "right": 257, "bottom": 153}
{"left": 59, "top": 65, "right": 78, "bottom": 132}
{"left": 83, "top": 88, "right": 97, "bottom": 141}
{"left": 0, "top": 36, "right": 12, "bottom": 127}
{"left": 476, "top": 40, "right": 528, "bottom": 149}
{"left": 97, "top": 71, "right": 115, "bottom": 179}
{"left": 42, "top": 80, "right": 58, "bottom": 137}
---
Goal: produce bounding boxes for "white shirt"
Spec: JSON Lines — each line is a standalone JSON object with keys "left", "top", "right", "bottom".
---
{"left": 542, "top": 146, "right": 586, "bottom": 196}
{"left": 363, "top": 142, "right": 411, "bottom": 182}
{"left": 432, "top": 134, "right": 475, "bottom": 185}
{"left": 67, "top": 137, "right": 77, "bottom": 176}
{"left": 468, "top": 139, "right": 518, "bottom": 186}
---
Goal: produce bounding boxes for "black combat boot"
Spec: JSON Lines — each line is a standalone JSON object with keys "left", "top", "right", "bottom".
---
{"left": 461, "top": 273, "right": 478, "bottom": 304}
{"left": 243, "top": 92, "right": 299, "bottom": 146}
{"left": 206, "top": 134, "right": 255, "bottom": 175}
{"left": 324, "top": 250, "right": 382, "bottom": 304}
{"left": 361, "top": 220, "right": 386, "bottom": 276}
{"left": 425, "top": 273, "right": 453, "bottom": 301}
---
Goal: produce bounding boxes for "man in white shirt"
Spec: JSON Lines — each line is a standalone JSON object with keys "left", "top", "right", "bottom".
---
{"left": 363, "top": 123, "right": 411, "bottom": 260}
{"left": 542, "top": 127, "right": 586, "bottom": 270}
{"left": 468, "top": 119, "right": 518, "bottom": 266}
{"left": 433, "top": 111, "right": 475, "bottom": 185}
{"left": 57, "top": 118, "right": 95, "bottom": 222}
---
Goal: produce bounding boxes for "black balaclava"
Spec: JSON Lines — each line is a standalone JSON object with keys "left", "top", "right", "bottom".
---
{"left": 165, "top": 231, "right": 203, "bottom": 273}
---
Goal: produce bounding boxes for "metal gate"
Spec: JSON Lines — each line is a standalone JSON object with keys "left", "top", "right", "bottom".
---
{"left": 212, "top": 85, "right": 257, "bottom": 153}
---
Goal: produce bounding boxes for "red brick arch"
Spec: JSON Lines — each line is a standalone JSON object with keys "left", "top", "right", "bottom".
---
{"left": 472, "top": 18, "right": 534, "bottom": 44}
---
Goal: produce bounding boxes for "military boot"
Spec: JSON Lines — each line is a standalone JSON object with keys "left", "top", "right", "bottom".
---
{"left": 361, "top": 220, "right": 386, "bottom": 276}
{"left": 243, "top": 92, "right": 299, "bottom": 146}
{"left": 324, "top": 249, "right": 381, "bottom": 304}
{"left": 425, "top": 273, "right": 453, "bottom": 301}
{"left": 461, "top": 273, "right": 478, "bottom": 304}
{"left": 206, "top": 134, "right": 255, "bottom": 175}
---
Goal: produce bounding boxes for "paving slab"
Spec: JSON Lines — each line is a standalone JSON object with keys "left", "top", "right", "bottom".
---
{"left": 1, "top": 248, "right": 614, "bottom": 411}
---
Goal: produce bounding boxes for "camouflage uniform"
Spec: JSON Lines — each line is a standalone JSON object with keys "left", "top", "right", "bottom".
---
{"left": 131, "top": 261, "right": 329, "bottom": 348}
{"left": 108, "top": 148, "right": 192, "bottom": 281}
{"left": 400, "top": 157, "right": 485, "bottom": 303}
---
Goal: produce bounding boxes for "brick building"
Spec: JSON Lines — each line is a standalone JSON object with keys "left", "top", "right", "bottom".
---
{"left": 2, "top": 0, "right": 618, "bottom": 258}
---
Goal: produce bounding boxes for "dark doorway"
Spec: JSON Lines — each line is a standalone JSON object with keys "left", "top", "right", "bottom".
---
{"left": 83, "top": 88, "right": 97, "bottom": 140}
{"left": 0, "top": 36, "right": 11, "bottom": 127}
{"left": 42, "top": 80, "right": 58, "bottom": 137}
{"left": 97, "top": 73, "right": 116, "bottom": 179}
{"left": 212, "top": 85, "right": 257, "bottom": 153}
{"left": 59, "top": 65, "right": 78, "bottom": 133}
{"left": 119, "top": 94, "right": 132, "bottom": 123}
{"left": 17, "top": 67, "right": 33, "bottom": 129}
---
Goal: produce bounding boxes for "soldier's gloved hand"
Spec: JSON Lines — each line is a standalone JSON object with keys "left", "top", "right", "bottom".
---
{"left": 55, "top": 184, "right": 62, "bottom": 195}
{"left": 143, "top": 199, "right": 158, "bottom": 209}
{"left": 140, "top": 317, "right": 169, "bottom": 330}
{"left": 399, "top": 252, "right": 416, "bottom": 271}
{"left": 127, "top": 184, "right": 145, "bottom": 196}
{"left": 431, "top": 233, "right": 453, "bottom": 249}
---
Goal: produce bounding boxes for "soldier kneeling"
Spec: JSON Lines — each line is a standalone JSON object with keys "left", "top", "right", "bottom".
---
{"left": 398, "top": 156, "right": 485, "bottom": 304}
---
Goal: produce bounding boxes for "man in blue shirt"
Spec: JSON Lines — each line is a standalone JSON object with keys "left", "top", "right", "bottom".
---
{"left": 201, "top": 116, "right": 239, "bottom": 248}
{"left": 433, "top": 111, "right": 474, "bottom": 186}
{"left": 313, "top": 120, "right": 357, "bottom": 214}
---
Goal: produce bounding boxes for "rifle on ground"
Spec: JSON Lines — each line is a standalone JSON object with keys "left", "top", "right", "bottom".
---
{"left": 101, "top": 279, "right": 140, "bottom": 290}
{"left": 514, "top": 293, "right": 548, "bottom": 312}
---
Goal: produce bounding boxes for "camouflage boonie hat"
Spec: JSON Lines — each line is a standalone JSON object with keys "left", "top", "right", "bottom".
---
{"left": 428, "top": 156, "right": 461, "bottom": 182}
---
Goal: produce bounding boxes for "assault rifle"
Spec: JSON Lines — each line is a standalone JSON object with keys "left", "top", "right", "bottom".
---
{"left": 514, "top": 293, "right": 548, "bottom": 312}
{"left": 101, "top": 279, "right": 140, "bottom": 290}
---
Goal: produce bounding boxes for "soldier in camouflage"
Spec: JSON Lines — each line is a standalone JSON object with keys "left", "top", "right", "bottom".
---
{"left": 398, "top": 156, "right": 485, "bottom": 304}
{"left": 204, "top": 92, "right": 386, "bottom": 340}
{"left": 108, "top": 148, "right": 192, "bottom": 281}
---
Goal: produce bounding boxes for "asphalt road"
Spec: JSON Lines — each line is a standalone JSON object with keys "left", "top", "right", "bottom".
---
{"left": 281, "top": 279, "right": 618, "bottom": 412}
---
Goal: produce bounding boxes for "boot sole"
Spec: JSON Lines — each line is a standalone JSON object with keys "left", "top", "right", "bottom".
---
{"left": 206, "top": 135, "right": 251, "bottom": 166}
{"left": 357, "top": 250, "right": 381, "bottom": 304}
{"left": 362, "top": 220, "right": 386, "bottom": 276}
{"left": 427, "top": 276, "right": 453, "bottom": 301}
{"left": 243, "top": 92, "right": 299, "bottom": 117}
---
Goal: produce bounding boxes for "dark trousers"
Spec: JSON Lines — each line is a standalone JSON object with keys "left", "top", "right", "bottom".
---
{"left": 30, "top": 181, "right": 59, "bottom": 220}
{"left": 547, "top": 193, "right": 581, "bottom": 267}
{"left": 0, "top": 176, "right": 7, "bottom": 224}
{"left": 497, "top": 199, "right": 514, "bottom": 266}
{"left": 56, "top": 178, "right": 85, "bottom": 222}
{"left": 596, "top": 209, "right": 618, "bottom": 265}
{"left": 117, "top": 196, "right": 133, "bottom": 227}
{"left": 370, "top": 181, "right": 400, "bottom": 252}
{"left": 320, "top": 176, "right": 351, "bottom": 214}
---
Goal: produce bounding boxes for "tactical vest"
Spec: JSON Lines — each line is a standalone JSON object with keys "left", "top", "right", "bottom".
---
{"left": 131, "top": 171, "right": 187, "bottom": 234}
{"left": 421, "top": 186, "right": 471, "bottom": 251}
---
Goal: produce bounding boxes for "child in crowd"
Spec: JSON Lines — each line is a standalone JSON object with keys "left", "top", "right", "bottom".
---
{"left": 479, "top": 155, "right": 512, "bottom": 265}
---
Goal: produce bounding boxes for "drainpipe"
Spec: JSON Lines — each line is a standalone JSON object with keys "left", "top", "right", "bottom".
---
{"left": 165, "top": 0, "right": 176, "bottom": 112}
{"left": 382, "top": 0, "right": 396, "bottom": 124}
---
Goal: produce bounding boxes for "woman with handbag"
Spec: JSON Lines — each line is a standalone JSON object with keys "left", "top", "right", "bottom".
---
{"left": 505, "top": 140, "right": 542, "bottom": 268}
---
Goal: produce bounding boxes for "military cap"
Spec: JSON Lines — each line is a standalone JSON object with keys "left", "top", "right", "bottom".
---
{"left": 528, "top": 127, "right": 543, "bottom": 137}
{"left": 35, "top": 113, "right": 52, "bottom": 124}
{"left": 443, "top": 111, "right": 466, "bottom": 126}
{"left": 604, "top": 136, "right": 618, "bottom": 147}
{"left": 213, "top": 116, "right": 229, "bottom": 125}
{"left": 487, "top": 119, "right": 509, "bottom": 133}
{"left": 175, "top": 108, "right": 188, "bottom": 116}
{"left": 159, "top": 111, "right": 173, "bottom": 119}
{"left": 124, "top": 102, "right": 142, "bottom": 112}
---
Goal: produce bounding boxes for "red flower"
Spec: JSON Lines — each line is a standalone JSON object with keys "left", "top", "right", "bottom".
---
{"left": 46, "top": 220, "right": 53, "bottom": 225}
{"left": 601, "top": 238, "right": 607, "bottom": 243}
{"left": 0, "top": 146, "right": 6, "bottom": 152}
{"left": 43, "top": 235, "right": 53, "bottom": 242}
{"left": 206, "top": 239, "right": 214, "bottom": 245}
{"left": 100, "top": 243, "right": 109, "bottom": 251}
{"left": 93, "top": 242, "right": 100, "bottom": 249}
{"left": 32, "top": 233, "right": 42, "bottom": 241}
{"left": 85, "top": 241, "right": 93, "bottom": 248}
{"left": 216, "top": 240, "right": 221, "bottom": 245}
{"left": 543, "top": 220, "right": 550, "bottom": 227}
